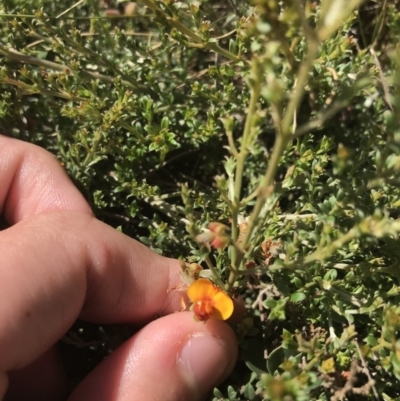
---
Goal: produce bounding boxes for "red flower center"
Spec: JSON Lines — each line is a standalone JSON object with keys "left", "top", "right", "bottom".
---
{"left": 193, "top": 298, "right": 214, "bottom": 321}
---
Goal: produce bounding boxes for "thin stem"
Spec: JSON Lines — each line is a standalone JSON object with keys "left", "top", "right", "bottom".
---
{"left": 227, "top": 270, "right": 238, "bottom": 290}
{"left": 0, "top": 77, "right": 85, "bottom": 101}
{"left": 225, "top": 128, "right": 239, "bottom": 158}
{"left": 292, "top": 96, "right": 350, "bottom": 138}
{"left": 370, "top": 47, "right": 393, "bottom": 111}
{"left": 277, "top": 213, "right": 317, "bottom": 220}
{"left": 0, "top": 45, "right": 149, "bottom": 92}
{"left": 279, "top": 40, "right": 295, "bottom": 70}
{"left": 239, "top": 187, "right": 259, "bottom": 206}
{"left": 204, "top": 255, "right": 224, "bottom": 288}
{"left": 239, "top": 134, "right": 286, "bottom": 251}
{"left": 370, "top": 0, "right": 387, "bottom": 47}
{"left": 80, "top": 129, "right": 102, "bottom": 170}
{"left": 303, "top": 356, "right": 320, "bottom": 372}
{"left": 218, "top": 190, "right": 234, "bottom": 209}
{"left": 226, "top": 41, "right": 321, "bottom": 289}
{"left": 281, "top": 40, "right": 319, "bottom": 136}
{"left": 240, "top": 40, "right": 320, "bottom": 256}
{"left": 230, "top": 61, "right": 262, "bottom": 270}
{"left": 56, "top": 0, "right": 85, "bottom": 19}
{"left": 233, "top": 70, "right": 262, "bottom": 205}
{"left": 353, "top": 341, "right": 380, "bottom": 401}
{"left": 0, "top": 14, "right": 145, "bottom": 19}
{"left": 271, "top": 225, "right": 361, "bottom": 271}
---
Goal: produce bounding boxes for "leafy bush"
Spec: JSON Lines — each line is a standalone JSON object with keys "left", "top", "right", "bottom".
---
{"left": 1, "top": 0, "right": 400, "bottom": 399}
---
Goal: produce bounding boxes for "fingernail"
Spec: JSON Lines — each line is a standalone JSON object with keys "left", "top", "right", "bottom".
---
{"left": 177, "top": 333, "right": 232, "bottom": 394}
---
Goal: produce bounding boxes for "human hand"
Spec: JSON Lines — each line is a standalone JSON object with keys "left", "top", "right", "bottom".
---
{"left": 0, "top": 136, "right": 237, "bottom": 401}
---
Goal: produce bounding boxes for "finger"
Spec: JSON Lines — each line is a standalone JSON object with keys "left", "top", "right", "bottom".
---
{"left": 6, "top": 346, "right": 68, "bottom": 401}
{"left": 0, "top": 135, "right": 91, "bottom": 224}
{"left": 0, "top": 211, "right": 184, "bottom": 373}
{"left": 69, "top": 312, "right": 238, "bottom": 401}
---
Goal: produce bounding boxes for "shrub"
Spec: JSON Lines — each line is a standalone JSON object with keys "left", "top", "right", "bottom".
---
{"left": 1, "top": 0, "right": 400, "bottom": 399}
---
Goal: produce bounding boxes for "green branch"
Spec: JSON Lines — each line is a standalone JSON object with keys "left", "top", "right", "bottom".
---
{"left": 0, "top": 45, "right": 147, "bottom": 92}
{"left": 240, "top": 40, "right": 320, "bottom": 257}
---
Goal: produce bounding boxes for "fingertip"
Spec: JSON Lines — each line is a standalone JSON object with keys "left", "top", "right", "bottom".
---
{"left": 177, "top": 325, "right": 237, "bottom": 397}
{"left": 5, "top": 346, "right": 68, "bottom": 401}
{"left": 69, "top": 312, "right": 237, "bottom": 401}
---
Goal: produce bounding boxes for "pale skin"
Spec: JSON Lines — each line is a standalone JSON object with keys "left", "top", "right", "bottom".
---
{"left": 0, "top": 135, "right": 238, "bottom": 401}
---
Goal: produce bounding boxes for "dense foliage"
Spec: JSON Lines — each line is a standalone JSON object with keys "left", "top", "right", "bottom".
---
{"left": 1, "top": 0, "right": 400, "bottom": 399}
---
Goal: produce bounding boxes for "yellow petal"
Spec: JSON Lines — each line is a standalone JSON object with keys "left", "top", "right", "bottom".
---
{"left": 187, "top": 278, "right": 220, "bottom": 302}
{"left": 211, "top": 290, "right": 234, "bottom": 320}
{"left": 187, "top": 278, "right": 234, "bottom": 321}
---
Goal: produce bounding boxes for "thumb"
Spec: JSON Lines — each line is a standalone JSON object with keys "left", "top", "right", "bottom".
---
{"left": 68, "top": 312, "right": 237, "bottom": 401}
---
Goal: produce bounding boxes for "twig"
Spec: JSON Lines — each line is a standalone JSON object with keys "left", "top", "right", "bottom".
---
{"left": 277, "top": 213, "right": 318, "bottom": 220}
{"left": 0, "top": 76, "right": 86, "bottom": 101}
{"left": 271, "top": 224, "right": 361, "bottom": 271}
{"left": 293, "top": 96, "right": 351, "bottom": 138}
{"left": 241, "top": 40, "right": 320, "bottom": 251}
{"left": 56, "top": 0, "right": 85, "bottom": 19}
{"left": 273, "top": 217, "right": 400, "bottom": 271}
{"left": 354, "top": 341, "right": 380, "bottom": 401}
{"left": 228, "top": 58, "right": 262, "bottom": 276}
{"left": 0, "top": 45, "right": 152, "bottom": 93}
{"left": 370, "top": 47, "right": 393, "bottom": 111}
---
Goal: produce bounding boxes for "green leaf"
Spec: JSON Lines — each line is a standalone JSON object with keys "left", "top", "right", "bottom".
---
{"left": 161, "top": 116, "right": 170, "bottom": 129}
{"left": 213, "top": 388, "right": 224, "bottom": 398}
{"left": 267, "top": 346, "right": 284, "bottom": 374}
{"left": 227, "top": 386, "right": 237, "bottom": 401}
{"left": 290, "top": 292, "right": 307, "bottom": 303}
{"left": 264, "top": 299, "right": 277, "bottom": 309}
{"left": 243, "top": 383, "right": 255, "bottom": 400}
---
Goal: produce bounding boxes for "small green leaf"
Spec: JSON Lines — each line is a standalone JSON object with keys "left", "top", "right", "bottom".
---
{"left": 243, "top": 383, "right": 255, "bottom": 400}
{"left": 161, "top": 116, "right": 169, "bottom": 129}
{"left": 213, "top": 388, "right": 224, "bottom": 398}
{"left": 227, "top": 385, "right": 237, "bottom": 401}
{"left": 267, "top": 346, "right": 284, "bottom": 374}
{"left": 290, "top": 292, "right": 306, "bottom": 303}
{"left": 264, "top": 299, "right": 277, "bottom": 309}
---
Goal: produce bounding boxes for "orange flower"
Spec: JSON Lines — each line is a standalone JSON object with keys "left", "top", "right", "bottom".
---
{"left": 187, "top": 278, "right": 234, "bottom": 322}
